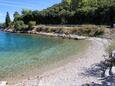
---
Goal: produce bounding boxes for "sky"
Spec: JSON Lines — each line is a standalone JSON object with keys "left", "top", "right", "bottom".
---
{"left": 0, "top": 0, "right": 62, "bottom": 23}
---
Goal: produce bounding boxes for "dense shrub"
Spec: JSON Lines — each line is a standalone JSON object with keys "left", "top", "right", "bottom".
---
{"left": 14, "top": 20, "right": 26, "bottom": 31}
{"left": 93, "top": 28, "right": 105, "bottom": 36}
{"left": 28, "top": 21, "right": 36, "bottom": 30}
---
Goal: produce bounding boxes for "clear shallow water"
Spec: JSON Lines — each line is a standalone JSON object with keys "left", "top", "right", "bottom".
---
{"left": 0, "top": 31, "right": 88, "bottom": 80}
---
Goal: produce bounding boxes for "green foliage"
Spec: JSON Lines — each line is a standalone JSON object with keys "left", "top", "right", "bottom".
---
{"left": 13, "top": 12, "right": 22, "bottom": 21}
{"left": 14, "top": 20, "right": 26, "bottom": 31}
{"left": 22, "top": 0, "right": 114, "bottom": 25}
{"left": 5, "top": 12, "right": 11, "bottom": 28}
{"left": 107, "top": 41, "right": 115, "bottom": 54}
{"left": 93, "top": 28, "right": 105, "bottom": 36}
{"left": 7, "top": 0, "right": 115, "bottom": 31}
{"left": 28, "top": 21, "right": 36, "bottom": 29}
{"left": 22, "top": 9, "right": 32, "bottom": 15}
{"left": 63, "top": 0, "right": 72, "bottom": 5}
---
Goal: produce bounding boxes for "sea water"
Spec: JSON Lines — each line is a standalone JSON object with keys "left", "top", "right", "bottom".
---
{"left": 0, "top": 31, "right": 89, "bottom": 81}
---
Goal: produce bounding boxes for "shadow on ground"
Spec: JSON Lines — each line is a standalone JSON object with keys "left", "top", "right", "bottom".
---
{"left": 81, "top": 61, "right": 115, "bottom": 86}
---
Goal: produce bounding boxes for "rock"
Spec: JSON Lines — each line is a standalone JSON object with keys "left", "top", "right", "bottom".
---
{"left": 81, "top": 83, "right": 90, "bottom": 86}
{"left": 112, "top": 66, "right": 115, "bottom": 74}
{"left": 105, "top": 68, "right": 110, "bottom": 76}
{"left": 0, "top": 81, "right": 7, "bottom": 86}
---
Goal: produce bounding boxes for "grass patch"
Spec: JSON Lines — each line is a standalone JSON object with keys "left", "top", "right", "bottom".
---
{"left": 35, "top": 25, "right": 106, "bottom": 37}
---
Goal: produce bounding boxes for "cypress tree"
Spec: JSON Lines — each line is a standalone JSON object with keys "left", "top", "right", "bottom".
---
{"left": 5, "top": 12, "right": 11, "bottom": 28}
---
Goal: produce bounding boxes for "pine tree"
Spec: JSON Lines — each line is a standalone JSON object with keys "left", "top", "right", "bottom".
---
{"left": 5, "top": 12, "right": 11, "bottom": 28}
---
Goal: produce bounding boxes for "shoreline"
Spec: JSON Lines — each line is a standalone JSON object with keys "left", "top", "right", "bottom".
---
{"left": 0, "top": 31, "right": 90, "bottom": 85}
{"left": 34, "top": 32, "right": 87, "bottom": 40}
{"left": 3, "top": 29, "right": 88, "bottom": 40}
{"left": 2, "top": 27, "right": 88, "bottom": 40}
{"left": 10, "top": 37, "right": 109, "bottom": 86}
{"left": 6, "top": 39, "right": 90, "bottom": 85}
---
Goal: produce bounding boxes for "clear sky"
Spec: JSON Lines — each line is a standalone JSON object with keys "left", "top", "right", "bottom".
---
{"left": 0, "top": 0, "right": 62, "bottom": 23}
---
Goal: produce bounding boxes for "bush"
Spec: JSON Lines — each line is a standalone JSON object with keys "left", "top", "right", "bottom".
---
{"left": 46, "top": 27, "right": 53, "bottom": 32}
{"left": 93, "top": 28, "right": 105, "bottom": 36}
{"left": 14, "top": 20, "right": 26, "bottom": 31}
{"left": 28, "top": 21, "right": 36, "bottom": 30}
{"left": 111, "top": 29, "right": 115, "bottom": 33}
{"left": 74, "top": 25, "right": 105, "bottom": 36}
{"left": 34, "top": 25, "right": 105, "bottom": 36}
{"left": 107, "top": 41, "right": 115, "bottom": 54}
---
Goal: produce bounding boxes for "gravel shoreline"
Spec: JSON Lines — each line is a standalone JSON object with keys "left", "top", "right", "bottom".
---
{"left": 9, "top": 38, "right": 109, "bottom": 86}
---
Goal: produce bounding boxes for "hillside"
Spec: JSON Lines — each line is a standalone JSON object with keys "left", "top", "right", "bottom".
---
{"left": 19, "top": 0, "right": 115, "bottom": 25}
{"left": 3, "top": 0, "right": 115, "bottom": 31}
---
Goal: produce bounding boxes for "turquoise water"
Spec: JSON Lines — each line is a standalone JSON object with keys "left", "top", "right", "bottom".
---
{"left": 0, "top": 31, "right": 88, "bottom": 80}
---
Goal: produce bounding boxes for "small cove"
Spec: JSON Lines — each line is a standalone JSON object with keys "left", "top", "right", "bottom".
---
{"left": 0, "top": 31, "right": 89, "bottom": 83}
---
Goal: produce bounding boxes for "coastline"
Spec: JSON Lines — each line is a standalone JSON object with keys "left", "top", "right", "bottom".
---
{"left": 5, "top": 39, "right": 90, "bottom": 85}
{"left": 3, "top": 25, "right": 96, "bottom": 40}
{"left": 34, "top": 32, "right": 87, "bottom": 40}
{"left": 10, "top": 37, "right": 109, "bottom": 86}
{"left": 1, "top": 0, "right": 114, "bottom": 85}
{"left": 3, "top": 29, "right": 87, "bottom": 40}
{"left": 0, "top": 31, "right": 89, "bottom": 85}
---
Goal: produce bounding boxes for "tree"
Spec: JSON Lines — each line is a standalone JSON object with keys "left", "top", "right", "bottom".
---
{"left": 63, "top": 0, "right": 72, "bottom": 5}
{"left": 10, "top": 0, "right": 115, "bottom": 28}
{"left": 21, "top": 9, "right": 33, "bottom": 24}
{"left": 22, "top": 9, "right": 32, "bottom": 15}
{"left": 13, "top": 11, "right": 21, "bottom": 21}
{"left": 5, "top": 12, "right": 11, "bottom": 28}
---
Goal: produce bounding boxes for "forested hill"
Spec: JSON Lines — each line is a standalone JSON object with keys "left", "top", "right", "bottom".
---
{"left": 21, "top": 0, "right": 115, "bottom": 25}
{"left": 4, "top": 0, "right": 115, "bottom": 30}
